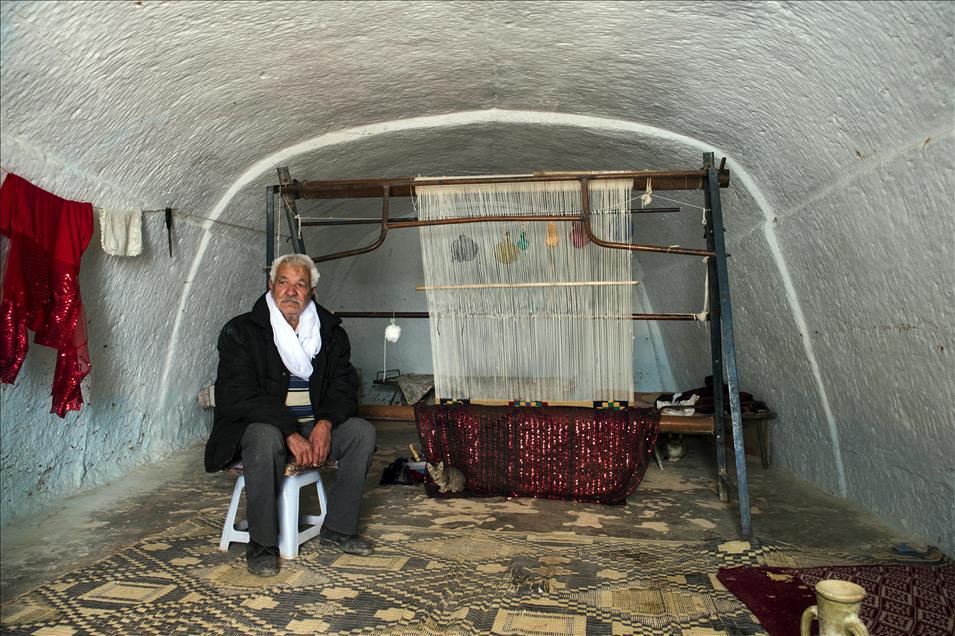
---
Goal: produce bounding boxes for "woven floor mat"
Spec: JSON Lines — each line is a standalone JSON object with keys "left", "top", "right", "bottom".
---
{"left": 3, "top": 511, "right": 895, "bottom": 636}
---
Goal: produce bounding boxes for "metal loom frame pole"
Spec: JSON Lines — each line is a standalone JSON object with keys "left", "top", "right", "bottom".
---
{"left": 578, "top": 182, "right": 712, "bottom": 257}
{"left": 311, "top": 211, "right": 715, "bottom": 263}
{"left": 298, "top": 207, "right": 682, "bottom": 226}
{"left": 283, "top": 168, "right": 730, "bottom": 199}
{"left": 312, "top": 186, "right": 392, "bottom": 263}
{"left": 265, "top": 185, "right": 275, "bottom": 287}
{"left": 704, "top": 153, "right": 752, "bottom": 538}
{"left": 278, "top": 167, "right": 306, "bottom": 255}
{"left": 703, "top": 156, "right": 728, "bottom": 504}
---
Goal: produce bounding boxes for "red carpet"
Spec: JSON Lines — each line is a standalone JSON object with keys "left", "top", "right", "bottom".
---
{"left": 717, "top": 563, "right": 955, "bottom": 635}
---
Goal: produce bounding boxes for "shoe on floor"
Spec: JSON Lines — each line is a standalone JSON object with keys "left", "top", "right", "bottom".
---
{"left": 246, "top": 541, "right": 279, "bottom": 576}
{"left": 319, "top": 527, "right": 374, "bottom": 556}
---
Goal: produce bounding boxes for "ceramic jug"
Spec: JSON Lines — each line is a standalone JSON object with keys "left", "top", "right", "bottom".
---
{"left": 800, "top": 579, "right": 869, "bottom": 636}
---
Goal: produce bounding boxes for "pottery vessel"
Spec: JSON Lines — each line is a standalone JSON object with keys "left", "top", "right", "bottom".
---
{"left": 800, "top": 579, "right": 869, "bottom": 636}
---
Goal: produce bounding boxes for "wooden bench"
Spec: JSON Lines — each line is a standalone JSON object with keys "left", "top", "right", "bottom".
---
{"left": 359, "top": 404, "right": 775, "bottom": 468}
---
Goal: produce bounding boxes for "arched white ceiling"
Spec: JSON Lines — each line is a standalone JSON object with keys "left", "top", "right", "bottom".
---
{"left": 1, "top": 1, "right": 952, "bottom": 550}
{"left": 2, "top": 1, "right": 949, "bottom": 213}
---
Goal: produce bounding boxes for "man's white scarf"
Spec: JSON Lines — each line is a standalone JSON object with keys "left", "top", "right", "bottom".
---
{"left": 264, "top": 292, "right": 322, "bottom": 379}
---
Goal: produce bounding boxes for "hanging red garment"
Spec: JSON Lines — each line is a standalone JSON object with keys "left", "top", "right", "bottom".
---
{"left": 0, "top": 173, "right": 94, "bottom": 417}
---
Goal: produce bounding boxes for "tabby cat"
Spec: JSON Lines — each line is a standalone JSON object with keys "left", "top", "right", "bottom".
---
{"left": 426, "top": 461, "right": 465, "bottom": 493}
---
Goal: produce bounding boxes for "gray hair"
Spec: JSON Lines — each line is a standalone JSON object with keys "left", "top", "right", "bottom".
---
{"left": 269, "top": 253, "right": 320, "bottom": 290}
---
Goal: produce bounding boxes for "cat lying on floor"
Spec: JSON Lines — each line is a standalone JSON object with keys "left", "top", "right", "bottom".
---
{"left": 426, "top": 461, "right": 466, "bottom": 493}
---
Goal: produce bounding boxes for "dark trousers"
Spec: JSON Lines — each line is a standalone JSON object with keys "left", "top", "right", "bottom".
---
{"left": 240, "top": 417, "right": 376, "bottom": 546}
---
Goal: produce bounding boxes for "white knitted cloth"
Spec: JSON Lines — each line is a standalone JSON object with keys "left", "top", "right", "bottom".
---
{"left": 99, "top": 208, "right": 142, "bottom": 256}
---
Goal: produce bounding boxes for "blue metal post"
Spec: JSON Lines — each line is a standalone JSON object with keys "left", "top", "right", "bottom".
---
{"left": 703, "top": 155, "right": 728, "bottom": 503}
{"left": 705, "top": 161, "right": 752, "bottom": 538}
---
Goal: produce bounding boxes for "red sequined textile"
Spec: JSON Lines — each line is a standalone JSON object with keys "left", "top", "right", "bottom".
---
{"left": 415, "top": 403, "right": 660, "bottom": 504}
{"left": 0, "top": 173, "right": 93, "bottom": 417}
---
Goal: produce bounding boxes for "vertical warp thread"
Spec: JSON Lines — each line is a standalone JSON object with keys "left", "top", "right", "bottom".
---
{"left": 416, "top": 180, "right": 634, "bottom": 403}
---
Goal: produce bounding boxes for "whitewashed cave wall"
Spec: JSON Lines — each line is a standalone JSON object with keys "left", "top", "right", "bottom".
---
{"left": 0, "top": 146, "right": 262, "bottom": 523}
{"left": 0, "top": 0, "right": 951, "bottom": 555}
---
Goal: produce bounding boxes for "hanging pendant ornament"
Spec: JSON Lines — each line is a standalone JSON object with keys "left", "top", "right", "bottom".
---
{"left": 495, "top": 231, "right": 519, "bottom": 264}
{"left": 450, "top": 234, "right": 479, "bottom": 262}
{"left": 382, "top": 316, "right": 401, "bottom": 382}
{"left": 517, "top": 229, "right": 529, "bottom": 251}
{"left": 640, "top": 178, "right": 653, "bottom": 208}
{"left": 570, "top": 221, "right": 590, "bottom": 248}
{"left": 544, "top": 222, "right": 560, "bottom": 248}
{"left": 384, "top": 317, "right": 402, "bottom": 343}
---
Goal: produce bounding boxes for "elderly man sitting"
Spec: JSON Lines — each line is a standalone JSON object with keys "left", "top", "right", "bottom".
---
{"left": 204, "top": 254, "right": 376, "bottom": 576}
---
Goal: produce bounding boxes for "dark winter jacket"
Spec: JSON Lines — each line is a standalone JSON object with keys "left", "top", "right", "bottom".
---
{"left": 204, "top": 294, "right": 359, "bottom": 472}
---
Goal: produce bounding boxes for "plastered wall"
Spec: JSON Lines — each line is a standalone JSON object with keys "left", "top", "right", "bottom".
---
{"left": 1, "top": 1, "right": 951, "bottom": 552}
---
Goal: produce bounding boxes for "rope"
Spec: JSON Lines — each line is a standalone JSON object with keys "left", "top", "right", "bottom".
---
{"left": 695, "top": 257, "right": 710, "bottom": 321}
{"left": 629, "top": 189, "right": 709, "bottom": 222}
{"left": 279, "top": 189, "right": 303, "bottom": 242}
{"left": 640, "top": 178, "right": 653, "bottom": 207}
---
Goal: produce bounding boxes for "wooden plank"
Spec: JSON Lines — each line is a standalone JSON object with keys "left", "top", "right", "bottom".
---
{"left": 358, "top": 403, "right": 770, "bottom": 439}
{"left": 285, "top": 169, "right": 731, "bottom": 199}
{"left": 658, "top": 415, "right": 717, "bottom": 434}
{"left": 360, "top": 404, "right": 414, "bottom": 421}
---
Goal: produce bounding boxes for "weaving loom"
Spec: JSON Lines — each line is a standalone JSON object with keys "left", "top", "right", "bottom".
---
{"left": 416, "top": 179, "right": 635, "bottom": 405}
{"left": 410, "top": 179, "right": 659, "bottom": 504}
{"left": 264, "top": 155, "right": 755, "bottom": 536}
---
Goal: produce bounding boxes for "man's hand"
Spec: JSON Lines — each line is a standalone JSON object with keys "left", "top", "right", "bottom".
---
{"left": 286, "top": 432, "right": 316, "bottom": 467}
{"left": 309, "top": 420, "right": 333, "bottom": 466}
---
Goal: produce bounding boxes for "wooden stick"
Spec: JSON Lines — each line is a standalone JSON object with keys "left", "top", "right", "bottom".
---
{"left": 415, "top": 280, "right": 640, "bottom": 292}
{"left": 335, "top": 310, "right": 703, "bottom": 321}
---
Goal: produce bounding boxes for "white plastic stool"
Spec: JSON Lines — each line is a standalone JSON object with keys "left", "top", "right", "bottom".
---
{"left": 219, "top": 468, "right": 328, "bottom": 559}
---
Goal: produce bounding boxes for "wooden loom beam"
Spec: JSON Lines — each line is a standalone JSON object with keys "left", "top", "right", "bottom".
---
{"left": 358, "top": 403, "right": 749, "bottom": 436}
{"left": 282, "top": 168, "right": 730, "bottom": 199}
{"left": 334, "top": 311, "right": 704, "bottom": 321}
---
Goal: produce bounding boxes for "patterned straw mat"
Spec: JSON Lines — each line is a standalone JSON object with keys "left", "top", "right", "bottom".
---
{"left": 0, "top": 511, "right": 894, "bottom": 636}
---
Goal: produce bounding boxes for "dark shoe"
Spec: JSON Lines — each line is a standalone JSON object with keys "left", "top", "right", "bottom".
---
{"left": 320, "top": 527, "right": 374, "bottom": 556}
{"left": 246, "top": 541, "right": 279, "bottom": 576}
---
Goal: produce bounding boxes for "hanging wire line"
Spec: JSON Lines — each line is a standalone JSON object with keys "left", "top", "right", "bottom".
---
{"left": 629, "top": 191, "right": 708, "bottom": 212}
{"left": 93, "top": 207, "right": 262, "bottom": 234}
{"left": 4, "top": 165, "right": 261, "bottom": 234}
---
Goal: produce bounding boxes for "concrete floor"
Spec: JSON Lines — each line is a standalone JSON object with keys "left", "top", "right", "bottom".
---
{"left": 0, "top": 420, "right": 927, "bottom": 606}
